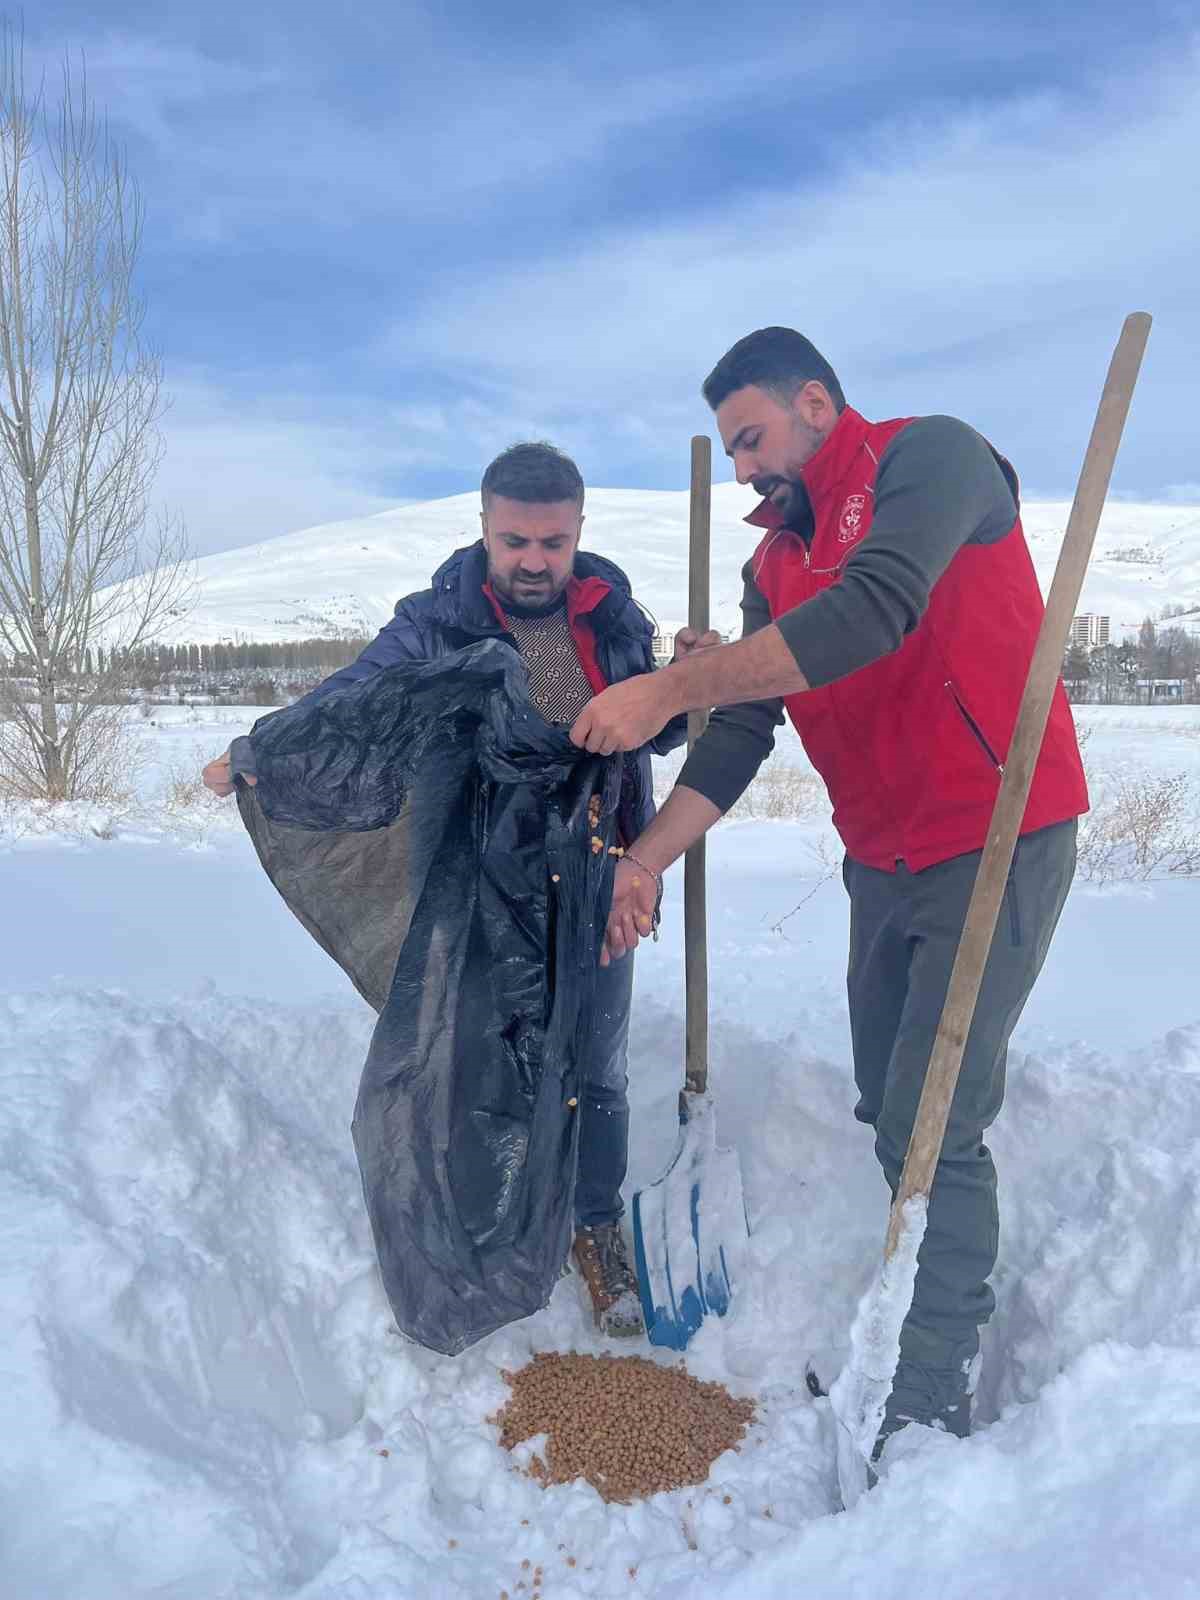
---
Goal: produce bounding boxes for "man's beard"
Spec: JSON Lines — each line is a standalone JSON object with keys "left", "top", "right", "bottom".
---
{"left": 752, "top": 419, "right": 827, "bottom": 527}
{"left": 751, "top": 475, "right": 809, "bottom": 528}
{"left": 490, "top": 570, "right": 570, "bottom": 615}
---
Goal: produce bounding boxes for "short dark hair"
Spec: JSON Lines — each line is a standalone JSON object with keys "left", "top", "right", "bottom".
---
{"left": 481, "top": 441, "right": 585, "bottom": 507}
{"left": 702, "top": 327, "right": 846, "bottom": 413}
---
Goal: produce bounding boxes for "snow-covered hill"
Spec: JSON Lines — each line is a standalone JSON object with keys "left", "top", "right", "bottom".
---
{"left": 155, "top": 486, "right": 1200, "bottom": 647}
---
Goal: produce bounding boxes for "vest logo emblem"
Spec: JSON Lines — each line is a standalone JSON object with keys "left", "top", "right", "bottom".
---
{"left": 838, "top": 494, "right": 867, "bottom": 543}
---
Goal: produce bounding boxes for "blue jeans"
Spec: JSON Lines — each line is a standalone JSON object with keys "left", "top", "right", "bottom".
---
{"left": 574, "top": 951, "right": 634, "bottom": 1229}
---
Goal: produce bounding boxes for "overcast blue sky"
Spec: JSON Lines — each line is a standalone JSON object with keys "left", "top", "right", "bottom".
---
{"left": 25, "top": 1, "right": 1200, "bottom": 554}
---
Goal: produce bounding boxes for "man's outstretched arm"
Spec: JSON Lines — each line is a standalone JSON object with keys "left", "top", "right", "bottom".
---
{"left": 201, "top": 593, "right": 435, "bottom": 797}
{"left": 600, "top": 565, "right": 786, "bottom": 962}
{"left": 572, "top": 622, "right": 807, "bottom": 756}
{"left": 572, "top": 415, "right": 1018, "bottom": 760}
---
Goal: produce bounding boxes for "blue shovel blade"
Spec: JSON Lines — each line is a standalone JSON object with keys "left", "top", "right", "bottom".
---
{"left": 632, "top": 1093, "right": 748, "bottom": 1351}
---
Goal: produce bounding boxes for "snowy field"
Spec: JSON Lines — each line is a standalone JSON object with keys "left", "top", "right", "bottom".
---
{"left": 3, "top": 705, "right": 1200, "bottom": 1598}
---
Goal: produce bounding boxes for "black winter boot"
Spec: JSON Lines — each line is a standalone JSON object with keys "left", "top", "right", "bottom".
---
{"left": 868, "top": 1358, "right": 972, "bottom": 1484}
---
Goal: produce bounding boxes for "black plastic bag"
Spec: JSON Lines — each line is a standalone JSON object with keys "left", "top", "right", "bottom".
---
{"left": 236, "top": 639, "right": 619, "bottom": 1354}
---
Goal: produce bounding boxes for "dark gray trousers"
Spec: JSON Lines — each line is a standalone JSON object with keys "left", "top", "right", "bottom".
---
{"left": 844, "top": 820, "right": 1077, "bottom": 1370}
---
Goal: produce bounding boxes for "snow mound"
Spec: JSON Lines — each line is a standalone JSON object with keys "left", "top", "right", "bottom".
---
{"left": 3, "top": 972, "right": 1200, "bottom": 1597}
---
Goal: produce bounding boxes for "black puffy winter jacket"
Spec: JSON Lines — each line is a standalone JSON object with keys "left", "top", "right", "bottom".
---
{"left": 288, "top": 540, "right": 687, "bottom": 837}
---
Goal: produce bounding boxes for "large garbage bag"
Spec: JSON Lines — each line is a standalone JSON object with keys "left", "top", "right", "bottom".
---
{"left": 235, "top": 639, "right": 619, "bottom": 1355}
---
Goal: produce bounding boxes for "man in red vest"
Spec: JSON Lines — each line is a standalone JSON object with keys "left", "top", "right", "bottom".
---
{"left": 571, "top": 327, "right": 1086, "bottom": 1463}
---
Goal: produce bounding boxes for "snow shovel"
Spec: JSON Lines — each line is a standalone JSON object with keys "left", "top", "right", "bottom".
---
{"left": 831, "top": 311, "right": 1154, "bottom": 1509}
{"left": 632, "top": 435, "right": 750, "bottom": 1351}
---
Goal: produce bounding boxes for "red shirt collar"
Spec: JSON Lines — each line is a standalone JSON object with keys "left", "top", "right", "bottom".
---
{"left": 743, "top": 405, "right": 872, "bottom": 530}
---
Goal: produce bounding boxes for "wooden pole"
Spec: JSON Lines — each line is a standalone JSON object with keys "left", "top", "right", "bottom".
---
{"left": 684, "top": 435, "right": 711, "bottom": 1099}
{"left": 884, "top": 311, "right": 1153, "bottom": 1258}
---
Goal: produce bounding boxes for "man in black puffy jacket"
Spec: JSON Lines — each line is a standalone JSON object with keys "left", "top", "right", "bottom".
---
{"left": 204, "top": 441, "right": 713, "bottom": 1337}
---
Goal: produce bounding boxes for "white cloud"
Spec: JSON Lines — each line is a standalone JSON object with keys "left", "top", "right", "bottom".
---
{"left": 30, "top": 13, "right": 1065, "bottom": 240}
{"left": 154, "top": 378, "right": 405, "bottom": 555}
{"left": 33, "top": 16, "right": 1194, "bottom": 532}
{"left": 28, "top": 25, "right": 834, "bottom": 238}
{"left": 380, "top": 48, "right": 1198, "bottom": 490}
{"left": 152, "top": 376, "right": 633, "bottom": 555}
{"left": 69, "top": 34, "right": 285, "bottom": 138}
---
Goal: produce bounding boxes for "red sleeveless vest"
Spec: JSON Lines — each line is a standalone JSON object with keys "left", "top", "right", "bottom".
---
{"left": 749, "top": 407, "right": 1088, "bottom": 871}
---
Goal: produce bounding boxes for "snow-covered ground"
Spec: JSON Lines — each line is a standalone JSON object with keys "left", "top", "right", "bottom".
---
{"left": 3, "top": 706, "right": 1200, "bottom": 1599}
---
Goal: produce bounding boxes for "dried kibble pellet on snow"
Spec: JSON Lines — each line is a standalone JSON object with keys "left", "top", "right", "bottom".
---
{"left": 492, "top": 1352, "right": 755, "bottom": 1504}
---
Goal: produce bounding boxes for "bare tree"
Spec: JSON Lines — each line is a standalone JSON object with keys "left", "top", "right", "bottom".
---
{"left": 0, "top": 26, "right": 191, "bottom": 801}
{"left": 1062, "top": 641, "right": 1093, "bottom": 701}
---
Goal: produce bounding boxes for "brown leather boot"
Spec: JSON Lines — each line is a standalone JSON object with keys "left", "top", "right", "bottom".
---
{"left": 571, "top": 1223, "right": 644, "bottom": 1338}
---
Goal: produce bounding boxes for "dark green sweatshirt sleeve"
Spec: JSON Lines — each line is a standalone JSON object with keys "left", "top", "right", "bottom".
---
{"left": 777, "top": 415, "right": 1018, "bottom": 689}
{"left": 675, "top": 563, "right": 785, "bottom": 813}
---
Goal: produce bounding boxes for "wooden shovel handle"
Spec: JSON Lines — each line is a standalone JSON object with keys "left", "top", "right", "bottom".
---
{"left": 885, "top": 311, "right": 1153, "bottom": 1259}
{"left": 684, "top": 435, "right": 711, "bottom": 1098}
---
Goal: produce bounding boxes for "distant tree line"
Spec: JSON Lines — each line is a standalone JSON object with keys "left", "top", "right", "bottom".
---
{"left": 6, "top": 609, "right": 1197, "bottom": 711}
{"left": 0, "top": 635, "right": 370, "bottom": 680}
{"left": 1063, "top": 607, "right": 1200, "bottom": 703}
{"left": 0, "top": 636, "right": 372, "bottom": 708}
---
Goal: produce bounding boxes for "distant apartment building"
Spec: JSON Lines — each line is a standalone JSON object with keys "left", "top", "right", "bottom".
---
{"left": 1069, "top": 613, "right": 1110, "bottom": 648}
{"left": 651, "top": 625, "right": 731, "bottom": 664}
{"left": 651, "top": 629, "right": 678, "bottom": 665}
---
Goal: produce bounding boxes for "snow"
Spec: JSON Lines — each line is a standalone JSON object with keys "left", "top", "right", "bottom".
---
{"left": 108, "top": 485, "right": 1200, "bottom": 647}
{"left": 829, "top": 1195, "right": 928, "bottom": 1510}
{"left": 2, "top": 705, "right": 1200, "bottom": 1597}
